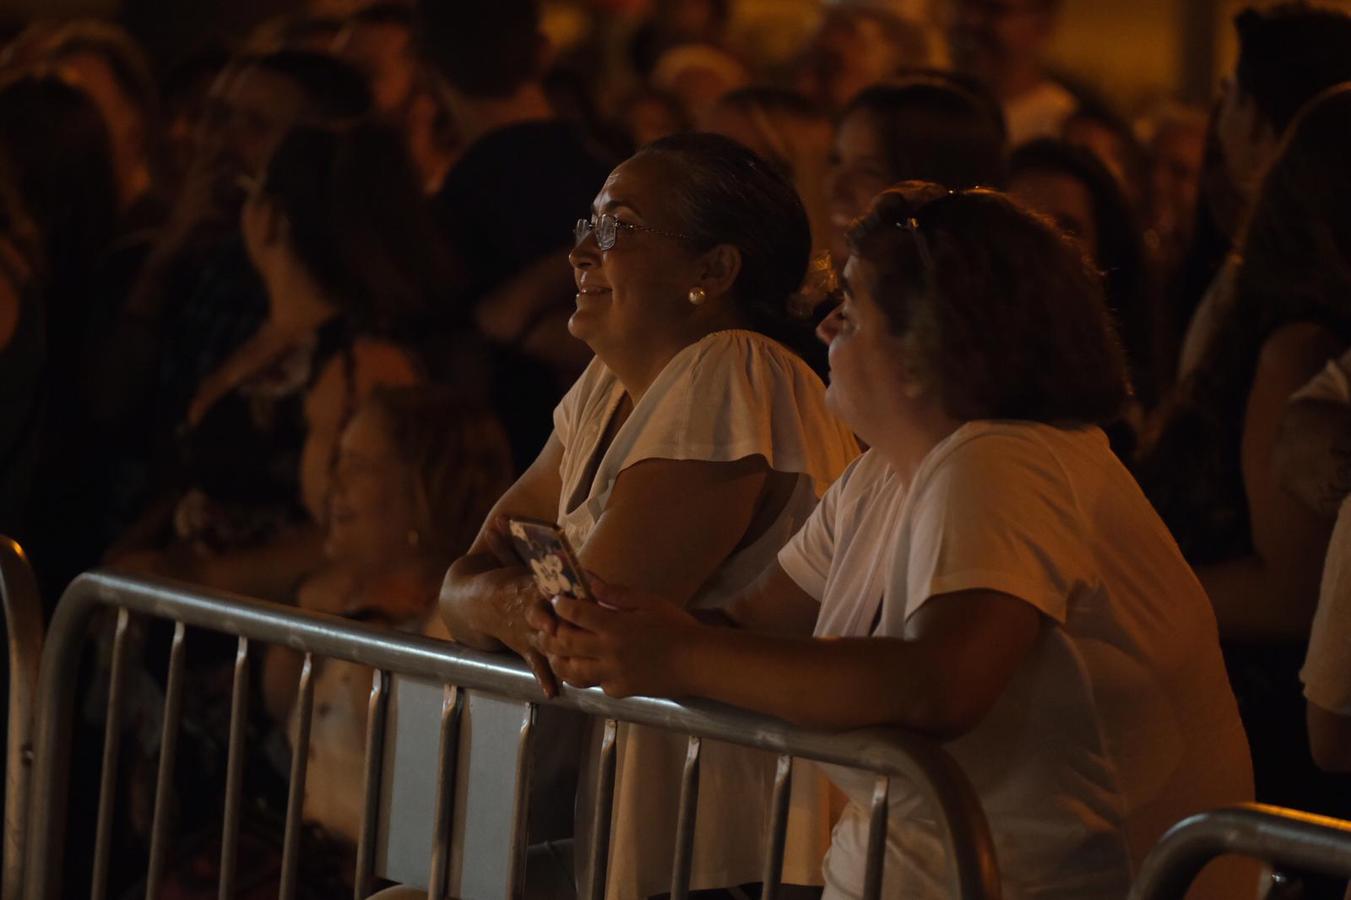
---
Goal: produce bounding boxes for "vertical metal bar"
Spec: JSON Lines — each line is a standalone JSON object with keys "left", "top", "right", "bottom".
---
{"left": 427, "top": 685, "right": 465, "bottom": 900}
{"left": 759, "top": 754, "right": 794, "bottom": 900}
{"left": 506, "top": 703, "right": 538, "bottom": 900}
{"left": 861, "top": 775, "right": 890, "bottom": 900}
{"left": 586, "top": 719, "right": 619, "bottom": 900}
{"left": 2, "top": 537, "right": 45, "bottom": 900}
{"left": 279, "top": 654, "right": 316, "bottom": 900}
{"left": 145, "top": 621, "right": 188, "bottom": 900}
{"left": 90, "top": 608, "right": 132, "bottom": 900}
{"left": 354, "top": 669, "right": 389, "bottom": 900}
{"left": 669, "top": 736, "right": 702, "bottom": 900}
{"left": 218, "top": 638, "right": 250, "bottom": 900}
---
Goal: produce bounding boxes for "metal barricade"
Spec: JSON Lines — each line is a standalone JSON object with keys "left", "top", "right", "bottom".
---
{"left": 24, "top": 570, "right": 1002, "bottom": 900}
{"left": 1129, "top": 804, "right": 1351, "bottom": 900}
{"left": 1, "top": 537, "right": 43, "bottom": 900}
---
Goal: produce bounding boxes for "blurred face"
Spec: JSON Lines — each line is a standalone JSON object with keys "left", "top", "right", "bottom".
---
{"left": 1149, "top": 121, "right": 1205, "bottom": 238}
{"left": 828, "top": 110, "right": 893, "bottom": 264}
{"left": 949, "top": 0, "right": 1054, "bottom": 83}
{"left": 567, "top": 155, "right": 705, "bottom": 358}
{"left": 333, "top": 21, "right": 416, "bottom": 118}
{"left": 1214, "top": 75, "right": 1275, "bottom": 206}
{"left": 326, "top": 407, "right": 417, "bottom": 569}
{"left": 1009, "top": 169, "right": 1098, "bottom": 262}
{"left": 197, "top": 65, "right": 307, "bottom": 180}
{"left": 1063, "top": 117, "right": 1137, "bottom": 203}
{"left": 816, "top": 254, "right": 919, "bottom": 442}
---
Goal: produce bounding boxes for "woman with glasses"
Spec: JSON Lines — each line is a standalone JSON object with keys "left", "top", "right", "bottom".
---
{"left": 535, "top": 185, "right": 1255, "bottom": 900}
{"left": 440, "top": 132, "right": 859, "bottom": 899}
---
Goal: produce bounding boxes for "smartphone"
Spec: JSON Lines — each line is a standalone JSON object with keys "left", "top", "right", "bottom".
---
{"left": 507, "top": 517, "right": 593, "bottom": 602}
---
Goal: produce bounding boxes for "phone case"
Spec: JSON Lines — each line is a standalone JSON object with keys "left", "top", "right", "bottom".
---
{"left": 507, "top": 518, "right": 592, "bottom": 601}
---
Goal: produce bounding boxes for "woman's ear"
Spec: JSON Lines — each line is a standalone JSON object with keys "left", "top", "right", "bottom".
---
{"left": 696, "top": 244, "right": 742, "bottom": 302}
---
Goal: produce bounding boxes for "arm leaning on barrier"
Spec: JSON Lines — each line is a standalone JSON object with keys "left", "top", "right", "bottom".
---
{"left": 535, "top": 570, "right": 1042, "bottom": 738}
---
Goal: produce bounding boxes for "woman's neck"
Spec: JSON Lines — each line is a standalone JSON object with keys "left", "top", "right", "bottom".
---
{"left": 602, "top": 311, "right": 746, "bottom": 405}
{"left": 869, "top": 404, "right": 964, "bottom": 483}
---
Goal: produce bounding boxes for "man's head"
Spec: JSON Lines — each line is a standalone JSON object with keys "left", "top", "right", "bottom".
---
{"left": 948, "top": 0, "right": 1062, "bottom": 90}
{"left": 798, "top": 7, "right": 932, "bottom": 112}
{"left": 333, "top": 2, "right": 418, "bottom": 117}
{"left": 415, "top": 0, "right": 548, "bottom": 102}
{"left": 1217, "top": 2, "right": 1351, "bottom": 203}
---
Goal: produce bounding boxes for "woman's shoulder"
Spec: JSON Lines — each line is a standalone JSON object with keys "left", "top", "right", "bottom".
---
{"left": 681, "top": 329, "right": 821, "bottom": 383}
{"left": 1254, "top": 322, "right": 1346, "bottom": 394}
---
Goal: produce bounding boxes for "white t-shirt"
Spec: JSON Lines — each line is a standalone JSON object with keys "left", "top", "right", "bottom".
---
{"left": 778, "top": 421, "right": 1253, "bottom": 900}
{"left": 555, "top": 329, "right": 860, "bottom": 900}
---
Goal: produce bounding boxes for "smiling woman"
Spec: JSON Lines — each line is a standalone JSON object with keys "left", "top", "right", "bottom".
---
{"left": 439, "top": 132, "right": 859, "bottom": 898}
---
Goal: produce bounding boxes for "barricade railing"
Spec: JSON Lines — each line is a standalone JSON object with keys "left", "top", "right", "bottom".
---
{"left": 0, "top": 537, "right": 43, "bottom": 900}
{"left": 1128, "top": 804, "right": 1351, "bottom": 900}
{"left": 24, "top": 569, "right": 1002, "bottom": 900}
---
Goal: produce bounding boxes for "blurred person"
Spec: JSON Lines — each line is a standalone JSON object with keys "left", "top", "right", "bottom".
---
{"left": 0, "top": 73, "right": 120, "bottom": 593}
{"left": 113, "top": 123, "right": 431, "bottom": 600}
{"left": 418, "top": 0, "right": 612, "bottom": 471}
{"left": 440, "top": 132, "right": 858, "bottom": 900}
{"left": 1138, "top": 86, "right": 1351, "bottom": 843}
{"left": 649, "top": 41, "right": 749, "bottom": 122}
{"left": 700, "top": 86, "right": 834, "bottom": 259}
{"left": 826, "top": 75, "right": 1007, "bottom": 267}
{"left": 262, "top": 388, "right": 512, "bottom": 858}
{"left": 159, "top": 46, "right": 231, "bottom": 188}
{"left": 947, "top": 0, "right": 1077, "bottom": 146}
{"left": 244, "top": 12, "right": 346, "bottom": 53}
{"left": 1009, "top": 139, "right": 1161, "bottom": 413}
{"left": 536, "top": 184, "right": 1254, "bottom": 900}
{"left": 332, "top": 1, "right": 459, "bottom": 192}
{"left": 1178, "top": 2, "right": 1351, "bottom": 383}
{"left": 1061, "top": 103, "right": 1148, "bottom": 211}
{"left": 628, "top": 0, "right": 732, "bottom": 79}
{"left": 795, "top": 5, "right": 933, "bottom": 113}
{"left": 1140, "top": 103, "right": 1206, "bottom": 275}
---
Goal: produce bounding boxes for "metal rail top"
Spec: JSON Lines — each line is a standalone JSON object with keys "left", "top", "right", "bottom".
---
{"left": 1128, "top": 804, "right": 1351, "bottom": 900}
{"left": 26, "top": 569, "right": 1000, "bottom": 900}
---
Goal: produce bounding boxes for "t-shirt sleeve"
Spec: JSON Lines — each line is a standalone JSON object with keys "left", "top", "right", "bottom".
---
{"left": 1291, "top": 350, "right": 1351, "bottom": 406}
{"left": 902, "top": 430, "right": 1094, "bottom": 624}
{"left": 778, "top": 456, "right": 860, "bottom": 600}
{"left": 616, "top": 332, "right": 857, "bottom": 495}
{"left": 1303, "top": 497, "right": 1351, "bottom": 715}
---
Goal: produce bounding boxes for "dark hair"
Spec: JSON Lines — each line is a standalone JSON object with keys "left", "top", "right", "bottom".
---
{"left": 1139, "top": 85, "right": 1351, "bottom": 563}
{"left": 260, "top": 122, "right": 453, "bottom": 331}
{"left": 0, "top": 72, "right": 117, "bottom": 298}
{"left": 246, "top": 50, "right": 373, "bottom": 122}
{"left": 40, "top": 20, "right": 159, "bottom": 130}
{"left": 1010, "top": 139, "right": 1160, "bottom": 406}
{"left": 416, "top": 0, "right": 543, "bottom": 99}
{"left": 632, "top": 131, "right": 820, "bottom": 367}
{"left": 363, "top": 386, "right": 513, "bottom": 563}
{"left": 842, "top": 77, "right": 1008, "bottom": 190}
{"left": 1234, "top": 2, "right": 1351, "bottom": 134}
{"left": 349, "top": 1, "right": 416, "bottom": 29}
{"left": 848, "top": 184, "right": 1129, "bottom": 424}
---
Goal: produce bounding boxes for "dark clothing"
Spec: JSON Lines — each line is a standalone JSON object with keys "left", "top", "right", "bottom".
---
{"left": 432, "top": 119, "right": 610, "bottom": 473}
{"left": 434, "top": 119, "right": 611, "bottom": 303}
{"left": 175, "top": 316, "right": 355, "bottom": 551}
{"left": 0, "top": 290, "right": 46, "bottom": 541}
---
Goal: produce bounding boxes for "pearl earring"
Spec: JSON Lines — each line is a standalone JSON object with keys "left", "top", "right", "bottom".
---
{"left": 688, "top": 286, "right": 707, "bottom": 306}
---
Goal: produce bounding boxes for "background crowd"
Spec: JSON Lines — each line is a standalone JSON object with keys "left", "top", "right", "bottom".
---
{"left": 4, "top": 0, "right": 1351, "bottom": 897}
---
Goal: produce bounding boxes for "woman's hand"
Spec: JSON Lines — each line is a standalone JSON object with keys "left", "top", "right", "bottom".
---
{"left": 532, "top": 574, "right": 703, "bottom": 699}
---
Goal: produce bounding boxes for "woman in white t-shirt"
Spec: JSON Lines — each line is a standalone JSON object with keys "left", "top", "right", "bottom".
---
{"left": 440, "top": 132, "right": 859, "bottom": 899}
{"left": 537, "top": 185, "right": 1255, "bottom": 900}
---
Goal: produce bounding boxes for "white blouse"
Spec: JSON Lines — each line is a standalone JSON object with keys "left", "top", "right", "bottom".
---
{"left": 554, "top": 329, "right": 859, "bottom": 900}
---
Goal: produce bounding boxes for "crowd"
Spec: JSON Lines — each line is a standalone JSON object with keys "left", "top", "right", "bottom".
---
{"left": 3, "top": 0, "right": 1351, "bottom": 898}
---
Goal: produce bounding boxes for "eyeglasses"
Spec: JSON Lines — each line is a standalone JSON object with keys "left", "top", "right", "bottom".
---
{"left": 574, "top": 214, "right": 693, "bottom": 251}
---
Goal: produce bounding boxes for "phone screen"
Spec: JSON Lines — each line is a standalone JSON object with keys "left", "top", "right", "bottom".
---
{"left": 507, "top": 518, "right": 592, "bottom": 601}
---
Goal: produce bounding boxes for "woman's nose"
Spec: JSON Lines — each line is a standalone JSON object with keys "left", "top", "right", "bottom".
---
{"left": 816, "top": 305, "right": 842, "bottom": 345}
{"left": 569, "top": 229, "right": 599, "bottom": 270}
